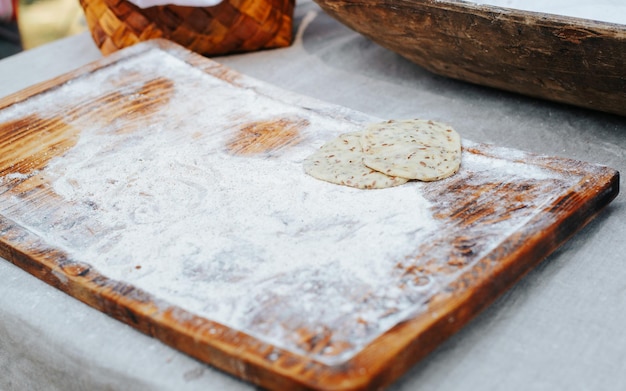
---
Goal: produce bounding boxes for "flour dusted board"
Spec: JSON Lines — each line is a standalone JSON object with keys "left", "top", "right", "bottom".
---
{"left": 0, "top": 40, "right": 618, "bottom": 390}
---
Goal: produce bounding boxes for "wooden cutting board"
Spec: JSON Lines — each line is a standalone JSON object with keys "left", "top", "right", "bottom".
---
{"left": 0, "top": 40, "right": 619, "bottom": 390}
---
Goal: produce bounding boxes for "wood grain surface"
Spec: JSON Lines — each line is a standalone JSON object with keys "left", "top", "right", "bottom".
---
{"left": 0, "top": 40, "right": 619, "bottom": 390}
{"left": 313, "top": 0, "right": 626, "bottom": 117}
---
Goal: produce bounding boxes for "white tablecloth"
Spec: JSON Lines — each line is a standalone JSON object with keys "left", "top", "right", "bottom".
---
{"left": 1, "top": 1, "right": 625, "bottom": 389}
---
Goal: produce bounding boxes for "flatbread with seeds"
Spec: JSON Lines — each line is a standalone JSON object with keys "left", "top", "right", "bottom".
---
{"left": 303, "top": 131, "right": 409, "bottom": 189}
{"left": 360, "top": 119, "right": 461, "bottom": 181}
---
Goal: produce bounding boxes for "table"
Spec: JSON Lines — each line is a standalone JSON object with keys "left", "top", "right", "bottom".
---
{"left": 1, "top": 1, "right": 624, "bottom": 390}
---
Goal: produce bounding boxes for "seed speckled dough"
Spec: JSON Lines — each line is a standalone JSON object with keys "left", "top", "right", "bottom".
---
{"left": 303, "top": 131, "right": 409, "bottom": 189}
{"left": 360, "top": 119, "right": 462, "bottom": 181}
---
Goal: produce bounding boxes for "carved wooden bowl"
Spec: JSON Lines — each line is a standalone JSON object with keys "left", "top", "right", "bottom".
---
{"left": 314, "top": 0, "right": 626, "bottom": 116}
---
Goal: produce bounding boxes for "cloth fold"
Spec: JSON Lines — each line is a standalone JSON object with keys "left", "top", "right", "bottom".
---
{"left": 127, "top": 0, "right": 222, "bottom": 8}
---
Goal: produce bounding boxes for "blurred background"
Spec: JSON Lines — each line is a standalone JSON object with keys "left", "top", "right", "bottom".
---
{"left": 18, "top": 0, "right": 86, "bottom": 49}
{"left": 0, "top": 0, "right": 86, "bottom": 59}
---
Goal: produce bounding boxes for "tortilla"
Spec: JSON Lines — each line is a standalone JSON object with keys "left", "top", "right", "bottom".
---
{"left": 360, "top": 119, "right": 461, "bottom": 181}
{"left": 303, "top": 131, "right": 409, "bottom": 189}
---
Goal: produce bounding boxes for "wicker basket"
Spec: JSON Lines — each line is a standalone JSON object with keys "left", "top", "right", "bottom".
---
{"left": 79, "top": 0, "right": 295, "bottom": 56}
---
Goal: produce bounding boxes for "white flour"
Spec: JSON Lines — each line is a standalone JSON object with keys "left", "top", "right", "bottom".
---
{"left": 0, "top": 49, "right": 443, "bottom": 363}
{"left": 0, "top": 48, "right": 565, "bottom": 363}
{"left": 460, "top": 0, "right": 626, "bottom": 24}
